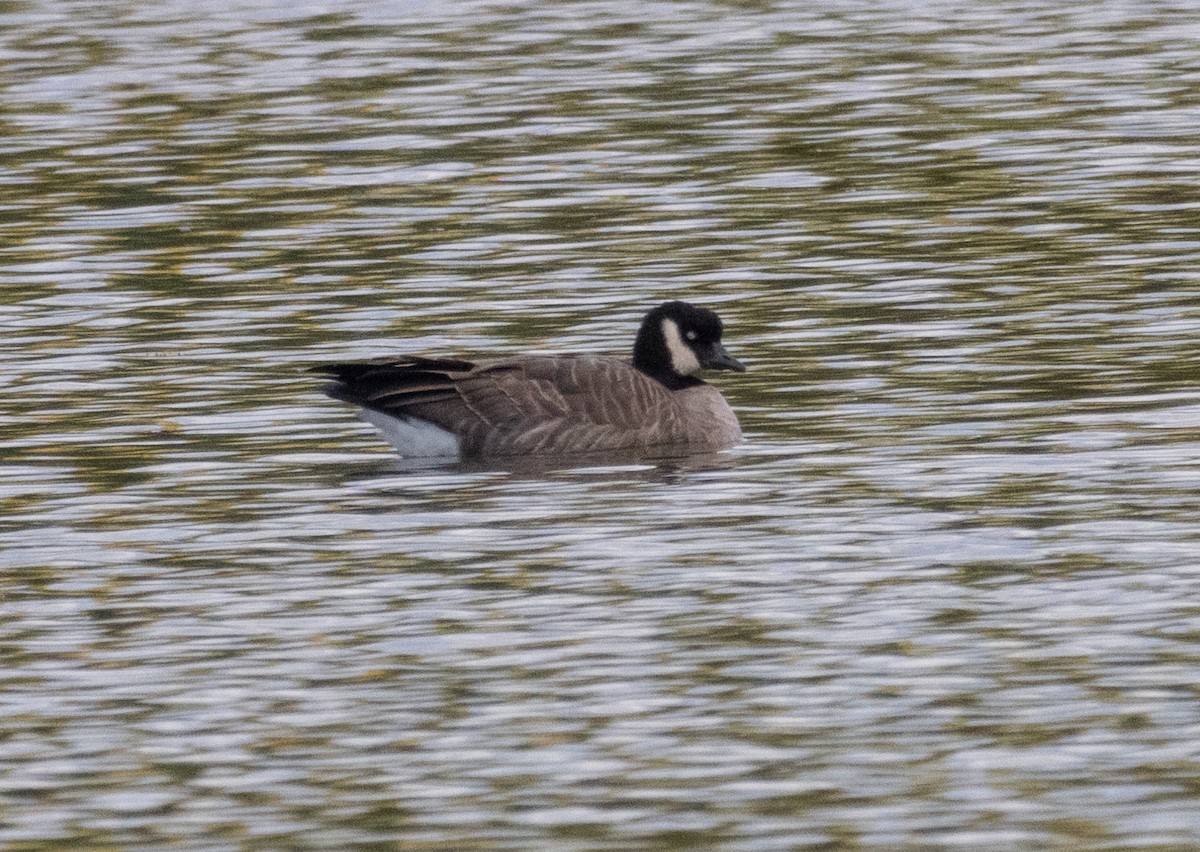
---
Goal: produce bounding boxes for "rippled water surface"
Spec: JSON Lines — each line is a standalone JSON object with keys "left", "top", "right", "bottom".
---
{"left": 4, "top": 0, "right": 1200, "bottom": 848}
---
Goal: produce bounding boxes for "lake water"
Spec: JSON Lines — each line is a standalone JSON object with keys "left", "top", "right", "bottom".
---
{"left": 3, "top": 0, "right": 1200, "bottom": 848}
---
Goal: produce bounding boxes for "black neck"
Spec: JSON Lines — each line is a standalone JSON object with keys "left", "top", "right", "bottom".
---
{"left": 633, "top": 363, "right": 704, "bottom": 390}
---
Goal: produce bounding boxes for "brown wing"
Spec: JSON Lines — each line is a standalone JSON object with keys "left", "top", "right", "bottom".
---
{"left": 455, "top": 355, "right": 689, "bottom": 455}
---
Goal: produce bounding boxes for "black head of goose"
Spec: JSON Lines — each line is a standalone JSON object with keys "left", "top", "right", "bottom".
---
{"left": 313, "top": 300, "right": 745, "bottom": 459}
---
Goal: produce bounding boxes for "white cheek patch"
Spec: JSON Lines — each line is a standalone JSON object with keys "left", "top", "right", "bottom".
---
{"left": 662, "top": 317, "right": 702, "bottom": 376}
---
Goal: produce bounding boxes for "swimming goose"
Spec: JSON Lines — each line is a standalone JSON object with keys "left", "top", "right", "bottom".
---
{"left": 313, "top": 300, "right": 745, "bottom": 459}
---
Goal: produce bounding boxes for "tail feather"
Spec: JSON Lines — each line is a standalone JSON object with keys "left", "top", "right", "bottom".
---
{"left": 312, "top": 357, "right": 476, "bottom": 409}
{"left": 309, "top": 356, "right": 475, "bottom": 378}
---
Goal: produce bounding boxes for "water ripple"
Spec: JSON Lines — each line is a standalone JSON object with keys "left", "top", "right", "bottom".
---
{"left": 3, "top": 0, "right": 1200, "bottom": 847}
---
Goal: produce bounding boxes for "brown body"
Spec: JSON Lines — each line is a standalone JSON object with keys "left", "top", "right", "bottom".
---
{"left": 320, "top": 353, "right": 742, "bottom": 458}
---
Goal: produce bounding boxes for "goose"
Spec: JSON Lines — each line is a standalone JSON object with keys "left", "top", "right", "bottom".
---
{"left": 313, "top": 300, "right": 745, "bottom": 459}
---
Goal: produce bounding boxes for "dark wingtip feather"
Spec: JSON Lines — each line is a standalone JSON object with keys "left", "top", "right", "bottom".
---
{"left": 309, "top": 356, "right": 475, "bottom": 377}
{"left": 319, "top": 380, "right": 359, "bottom": 404}
{"left": 311, "top": 357, "right": 477, "bottom": 410}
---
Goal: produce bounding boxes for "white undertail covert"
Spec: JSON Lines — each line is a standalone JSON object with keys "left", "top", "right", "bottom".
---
{"left": 359, "top": 409, "right": 461, "bottom": 458}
